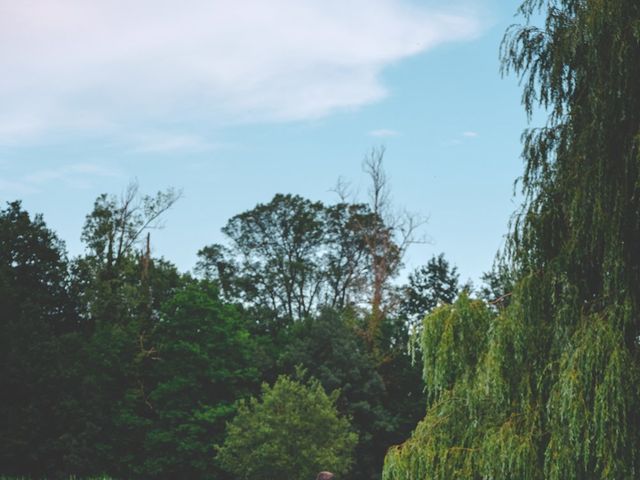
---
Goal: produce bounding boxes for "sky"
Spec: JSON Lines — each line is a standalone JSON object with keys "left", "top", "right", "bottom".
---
{"left": 0, "top": 0, "right": 532, "bottom": 284}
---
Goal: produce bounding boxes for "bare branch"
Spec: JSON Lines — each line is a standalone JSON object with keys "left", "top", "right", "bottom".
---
{"left": 123, "top": 186, "right": 183, "bottom": 254}
{"left": 330, "top": 176, "right": 352, "bottom": 203}
{"left": 363, "top": 145, "right": 390, "bottom": 218}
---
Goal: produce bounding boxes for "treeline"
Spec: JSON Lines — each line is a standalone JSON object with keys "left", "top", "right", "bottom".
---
{"left": 0, "top": 161, "right": 497, "bottom": 479}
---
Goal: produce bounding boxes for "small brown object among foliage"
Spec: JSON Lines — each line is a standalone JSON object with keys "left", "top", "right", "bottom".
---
{"left": 316, "top": 472, "right": 335, "bottom": 480}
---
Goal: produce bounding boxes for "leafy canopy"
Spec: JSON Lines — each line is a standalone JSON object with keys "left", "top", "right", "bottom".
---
{"left": 384, "top": 0, "right": 640, "bottom": 478}
{"left": 217, "top": 372, "right": 358, "bottom": 480}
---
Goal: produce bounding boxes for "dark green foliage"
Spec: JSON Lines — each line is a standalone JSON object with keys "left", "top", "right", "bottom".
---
{"left": 203, "top": 194, "right": 387, "bottom": 325}
{"left": 479, "top": 250, "right": 516, "bottom": 309}
{"left": 199, "top": 192, "right": 429, "bottom": 479}
{"left": 323, "top": 202, "right": 379, "bottom": 311}
{"left": 77, "top": 183, "right": 179, "bottom": 326}
{"left": 280, "top": 308, "right": 425, "bottom": 480}
{"left": 0, "top": 202, "right": 77, "bottom": 477}
{"left": 0, "top": 189, "right": 422, "bottom": 478}
{"left": 384, "top": 0, "right": 640, "bottom": 478}
{"left": 0, "top": 189, "right": 264, "bottom": 479}
{"left": 281, "top": 309, "right": 390, "bottom": 480}
{"left": 0, "top": 201, "right": 73, "bottom": 332}
{"left": 217, "top": 373, "right": 358, "bottom": 480}
{"left": 400, "top": 253, "right": 460, "bottom": 326}
{"left": 195, "top": 243, "right": 238, "bottom": 300}
{"left": 419, "top": 294, "right": 492, "bottom": 404}
{"left": 220, "top": 193, "right": 327, "bottom": 322}
{"left": 139, "top": 282, "right": 258, "bottom": 478}
{"left": 75, "top": 277, "right": 258, "bottom": 479}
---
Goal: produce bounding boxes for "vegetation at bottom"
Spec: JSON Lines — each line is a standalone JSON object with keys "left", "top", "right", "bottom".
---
{"left": 217, "top": 372, "right": 358, "bottom": 480}
{"left": 0, "top": 161, "right": 453, "bottom": 479}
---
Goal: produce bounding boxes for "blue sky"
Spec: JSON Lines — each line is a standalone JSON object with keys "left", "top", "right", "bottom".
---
{"left": 0, "top": 0, "right": 530, "bottom": 284}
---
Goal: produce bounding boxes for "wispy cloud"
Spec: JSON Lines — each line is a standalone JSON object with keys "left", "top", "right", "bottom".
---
{"left": 443, "top": 130, "right": 480, "bottom": 147}
{"left": 0, "top": 178, "right": 39, "bottom": 196}
{"left": 369, "top": 129, "right": 399, "bottom": 138}
{"left": 0, "top": 1, "right": 484, "bottom": 142}
{"left": 0, "top": 163, "right": 123, "bottom": 196}
{"left": 0, "top": 115, "right": 46, "bottom": 145}
{"left": 130, "top": 133, "right": 219, "bottom": 154}
{"left": 25, "top": 163, "right": 120, "bottom": 186}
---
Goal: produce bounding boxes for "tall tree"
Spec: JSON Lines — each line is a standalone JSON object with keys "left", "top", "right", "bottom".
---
{"left": 0, "top": 202, "right": 75, "bottom": 477}
{"left": 135, "top": 282, "right": 258, "bottom": 479}
{"left": 221, "top": 193, "right": 326, "bottom": 322}
{"left": 77, "top": 182, "right": 180, "bottom": 326}
{"left": 384, "top": 0, "right": 640, "bottom": 478}
{"left": 81, "top": 181, "right": 180, "bottom": 273}
{"left": 322, "top": 202, "right": 375, "bottom": 310}
{"left": 360, "top": 147, "right": 426, "bottom": 352}
{"left": 203, "top": 194, "right": 378, "bottom": 325}
{"left": 65, "top": 186, "right": 184, "bottom": 477}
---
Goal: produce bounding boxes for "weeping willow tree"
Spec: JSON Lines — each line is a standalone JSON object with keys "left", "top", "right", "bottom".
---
{"left": 384, "top": 0, "right": 640, "bottom": 478}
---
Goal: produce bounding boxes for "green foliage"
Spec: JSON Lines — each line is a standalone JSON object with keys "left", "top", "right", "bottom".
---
{"left": 139, "top": 282, "right": 258, "bottom": 478}
{"left": 0, "top": 202, "right": 77, "bottom": 477}
{"left": 281, "top": 308, "right": 418, "bottom": 480}
{"left": 217, "top": 373, "right": 358, "bottom": 480}
{"left": 478, "top": 250, "right": 516, "bottom": 310}
{"left": 0, "top": 191, "right": 265, "bottom": 479}
{"left": 201, "top": 193, "right": 388, "bottom": 325}
{"left": 0, "top": 201, "right": 72, "bottom": 331}
{"left": 383, "top": 296, "right": 544, "bottom": 480}
{"left": 384, "top": 0, "right": 640, "bottom": 478}
{"left": 81, "top": 182, "right": 180, "bottom": 271}
{"left": 220, "top": 193, "right": 328, "bottom": 322}
{"left": 420, "top": 294, "right": 492, "bottom": 404}
{"left": 546, "top": 312, "right": 640, "bottom": 479}
{"left": 1, "top": 190, "right": 419, "bottom": 479}
{"left": 79, "top": 280, "right": 259, "bottom": 479}
{"left": 77, "top": 183, "right": 180, "bottom": 326}
{"left": 400, "top": 253, "right": 460, "bottom": 327}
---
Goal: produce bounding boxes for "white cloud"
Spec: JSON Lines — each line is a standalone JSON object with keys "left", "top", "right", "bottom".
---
{"left": 0, "top": 1, "right": 483, "bottom": 141}
{"left": 0, "top": 115, "right": 46, "bottom": 145}
{"left": 369, "top": 129, "right": 399, "bottom": 138}
{"left": 0, "top": 178, "right": 39, "bottom": 196}
{"left": 130, "top": 133, "right": 219, "bottom": 154}
{"left": 443, "top": 130, "right": 480, "bottom": 146}
{"left": 0, "top": 163, "right": 124, "bottom": 194}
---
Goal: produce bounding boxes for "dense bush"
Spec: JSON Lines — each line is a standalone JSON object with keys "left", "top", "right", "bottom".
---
{"left": 217, "top": 373, "right": 358, "bottom": 480}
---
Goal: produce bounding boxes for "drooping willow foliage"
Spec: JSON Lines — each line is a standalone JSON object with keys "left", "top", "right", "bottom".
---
{"left": 383, "top": 0, "right": 640, "bottom": 478}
